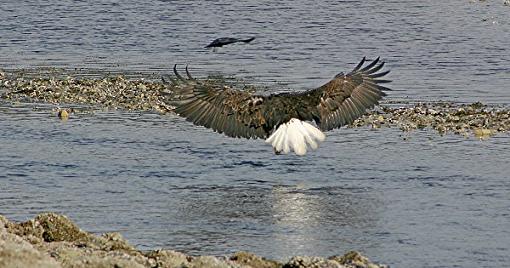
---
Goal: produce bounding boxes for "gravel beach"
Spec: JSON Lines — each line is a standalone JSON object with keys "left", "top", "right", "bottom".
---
{"left": 1, "top": 70, "right": 509, "bottom": 140}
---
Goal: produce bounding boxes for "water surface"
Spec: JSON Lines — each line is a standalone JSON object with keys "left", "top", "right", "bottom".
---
{"left": 1, "top": 1, "right": 509, "bottom": 267}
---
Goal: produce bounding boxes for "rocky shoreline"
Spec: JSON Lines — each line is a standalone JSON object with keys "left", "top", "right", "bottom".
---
{"left": 1, "top": 70, "right": 508, "bottom": 140}
{"left": 1, "top": 213, "right": 387, "bottom": 268}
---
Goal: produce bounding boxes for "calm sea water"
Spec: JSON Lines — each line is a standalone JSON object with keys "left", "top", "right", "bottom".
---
{"left": 1, "top": 1, "right": 509, "bottom": 267}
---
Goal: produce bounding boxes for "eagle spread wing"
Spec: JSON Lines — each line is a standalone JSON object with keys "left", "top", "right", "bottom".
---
{"left": 167, "top": 57, "right": 391, "bottom": 140}
{"left": 167, "top": 57, "right": 391, "bottom": 155}
{"left": 313, "top": 57, "right": 391, "bottom": 131}
{"left": 169, "top": 81, "right": 268, "bottom": 139}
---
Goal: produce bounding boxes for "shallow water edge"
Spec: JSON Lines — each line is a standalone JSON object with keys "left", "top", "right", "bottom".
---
{"left": 0, "top": 213, "right": 387, "bottom": 268}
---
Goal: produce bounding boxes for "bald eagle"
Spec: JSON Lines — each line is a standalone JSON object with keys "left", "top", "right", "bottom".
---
{"left": 166, "top": 57, "right": 391, "bottom": 155}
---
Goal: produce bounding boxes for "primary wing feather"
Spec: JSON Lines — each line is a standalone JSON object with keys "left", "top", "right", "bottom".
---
{"left": 311, "top": 57, "right": 391, "bottom": 131}
{"left": 255, "top": 57, "right": 391, "bottom": 131}
{"left": 168, "top": 73, "right": 270, "bottom": 139}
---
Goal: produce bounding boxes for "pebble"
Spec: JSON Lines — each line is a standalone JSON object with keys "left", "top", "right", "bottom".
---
{"left": 57, "top": 109, "right": 69, "bottom": 120}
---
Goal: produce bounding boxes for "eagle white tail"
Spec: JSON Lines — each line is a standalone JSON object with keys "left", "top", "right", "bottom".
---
{"left": 265, "top": 118, "right": 326, "bottom": 156}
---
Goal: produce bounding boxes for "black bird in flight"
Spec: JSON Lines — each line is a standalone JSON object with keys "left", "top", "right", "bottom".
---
{"left": 205, "top": 37, "right": 255, "bottom": 48}
{"left": 167, "top": 57, "right": 391, "bottom": 155}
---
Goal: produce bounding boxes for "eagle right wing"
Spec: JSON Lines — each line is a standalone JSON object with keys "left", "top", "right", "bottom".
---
{"left": 312, "top": 57, "right": 391, "bottom": 131}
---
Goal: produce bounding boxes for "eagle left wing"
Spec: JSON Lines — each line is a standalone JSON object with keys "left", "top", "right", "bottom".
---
{"left": 165, "top": 66, "right": 270, "bottom": 139}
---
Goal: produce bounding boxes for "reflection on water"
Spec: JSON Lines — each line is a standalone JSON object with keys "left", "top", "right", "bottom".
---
{"left": 172, "top": 184, "right": 378, "bottom": 258}
{"left": 269, "top": 186, "right": 378, "bottom": 258}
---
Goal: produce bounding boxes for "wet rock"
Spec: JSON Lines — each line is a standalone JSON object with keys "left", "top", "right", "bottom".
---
{"left": 6, "top": 213, "right": 89, "bottom": 243}
{"left": 231, "top": 251, "right": 282, "bottom": 268}
{"left": 45, "top": 243, "right": 146, "bottom": 268}
{"left": 57, "top": 108, "right": 70, "bottom": 120}
{"left": 0, "top": 215, "right": 61, "bottom": 268}
{"left": 1, "top": 73, "right": 172, "bottom": 113}
{"left": 283, "top": 251, "right": 388, "bottom": 268}
{"left": 145, "top": 249, "right": 190, "bottom": 268}
{"left": 0, "top": 232, "right": 61, "bottom": 268}
{"left": 473, "top": 128, "right": 493, "bottom": 139}
{"left": 354, "top": 102, "right": 509, "bottom": 139}
{"left": 188, "top": 255, "right": 236, "bottom": 268}
{"left": 284, "top": 256, "right": 341, "bottom": 268}
{"left": 329, "top": 251, "right": 388, "bottom": 268}
{"left": 0, "top": 213, "right": 387, "bottom": 268}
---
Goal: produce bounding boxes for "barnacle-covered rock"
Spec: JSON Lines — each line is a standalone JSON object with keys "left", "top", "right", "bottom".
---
{"left": 0, "top": 70, "right": 508, "bottom": 139}
{"left": 353, "top": 102, "right": 509, "bottom": 139}
{"left": 1, "top": 213, "right": 387, "bottom": 268}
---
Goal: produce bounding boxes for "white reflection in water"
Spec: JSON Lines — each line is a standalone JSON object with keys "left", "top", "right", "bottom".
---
{"left": 268, "top": 184, "right": 378, "bottom": 257}
{"left": 271, "top": 186, "right": 322, "bottom": 251}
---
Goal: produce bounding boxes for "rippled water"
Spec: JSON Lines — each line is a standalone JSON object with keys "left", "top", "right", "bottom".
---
{"left": 1, "top": 1, "right": 509, "bottom": 267}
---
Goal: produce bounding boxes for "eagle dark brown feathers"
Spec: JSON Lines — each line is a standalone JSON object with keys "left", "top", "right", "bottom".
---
{"left": 314, "top": 57, "right": 391, "bottom": 131}
{"left": 167, "top": 57, "right": 391, "bottom": 139}
{"left": 167, "top": 71, "right": 268, "bottom": 139}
